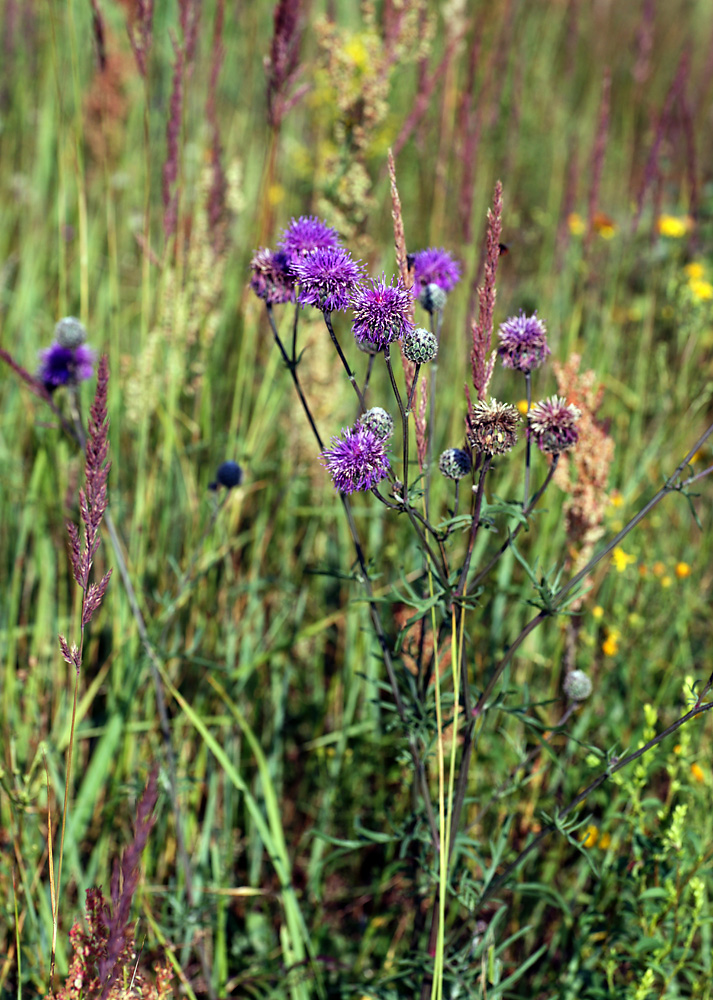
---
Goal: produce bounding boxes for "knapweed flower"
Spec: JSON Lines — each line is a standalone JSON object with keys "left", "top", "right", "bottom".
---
{"left": 38, "top": 340, "right": 95, "bottom": 391}
{"left": 418, "top": 282, "right": 447, "bottom": 314}
{"left": 351, "top": 275, "right": 414, "bottom": 351}
{"left": 209, "top": 461, "right": 243, "bottom": 490}
{"left": 563, "top": 669, "right": 593, "bottom": 702}
{"left": 249, "top": 247, "right": 295, "bottom": 305}
{"left": 410, "top": 247, "right": 461, "bottom": 293}
{"left": 497, "top": 311, "right": 550, "bottom": 373}
{"left": 402, "top": 327, "right": 438, "bottom": 364}
{"left": 292, "top": 247, "right": 364, "bottom": 313}
{"left": 466, "top": 399, "right": 520, "bottom": 456}
{"left": 321, "top": 424, "right": 390, "bottom": 493}
{"left": 55, "top": 316, "right": 87, "bottom": 348}
{"left": 358, "top": 406, "right": 394, "bottom": 441}
{"left": 277, "top": 215, "right": 341, "bottom": 261}
{"left": 528, "top": 396, "right": 581, "bottom": 454}
{"left": 438, "top": 448, "right": 472, "bottom": 480}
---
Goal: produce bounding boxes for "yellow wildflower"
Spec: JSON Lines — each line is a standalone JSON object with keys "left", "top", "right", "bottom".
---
{"left": 657, "top": 215, "right": 688, "bottom": 238}
{"left": 685, "top": 262, "right": 705, "bottom": 280}
{"left": 673, "top": 744, "right": 682, "bottom": 754}
{"left": 568, "top": 212, "right": 585, "bottom": 236}
{"left": 609, "top": 491, "right": 624, "bottom": 508}
{"left": 599, "top": 223, "right": 616, "bottom": 240}
{"left": 598, "top": 831, "right": 612, "bottom": 849}
{"left": 675, "top": 562, "right": 691, "bottom": 579}
{"left": 592, "top": 605, "right": 604, "bottom": 620}
{"left": 612, "top": 546, "right": 636, "bottom": 572}
{"left": 691, "top": 762, "right": 705, "bottom": 783}
{"left": 516, "top": 399, "right": 529, "bottom": 416}
{"left": 661, "top": 575, "right": 672, "bottom": 588}
{"left": 602, "top": 631, "right": 619, "bottom": 656}
{"left": 689, "top": 278, "right": 713, "bottom": 301}
{"left": 580, "top": 824, "right": 598, "bottom": 848}
{"left": 652, "top": 561, "right": 666, "bottom": 577}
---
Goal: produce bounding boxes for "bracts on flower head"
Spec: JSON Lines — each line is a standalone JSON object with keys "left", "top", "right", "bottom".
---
{"left": 528, "top": 396, "right": 581, "bottom": 454}
{"left": 291, "top": 247, "right": 365, "bottom": 314}
{"left": 466, "top": 398, "right": 520, "bottom": 456}
{"left": 249, "top": 248, "right": 295, "bottom": 305}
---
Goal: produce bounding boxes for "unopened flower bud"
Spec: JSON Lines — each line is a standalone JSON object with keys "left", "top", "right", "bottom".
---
{"left": 438, "top": 448, "right": 472, "bottom": 480}
{"left": 403, "top": 327, "right": 438, "bottom": 364}
{"left": 55, "top": 316, "right": 87, "bottom": 349}
{"left": 563, "top": 669, "right": 593, "bottom": 702}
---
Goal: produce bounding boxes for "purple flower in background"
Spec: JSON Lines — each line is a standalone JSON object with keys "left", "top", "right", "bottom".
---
{"left": 249, "top": 247, "right": 295, "bottom": 305}
{"left": 278, "top": 215, "right": 341, "bottom": 262}
{"left": 528, "top": 396, "right": 581, "bottom": 454}
{"left": 351, "top": 275, "right": 414, "bottom": 351}
{"left": 292, "top": 247, "right": 364, "bottom": 313}
{"left": 38, "top": 342, "right": 95, "bottom": 391}
{"left": 411, "top": 247, "right": 461, "bottom": 293}
{"left": 321, "top": 424, "right": 391, "bottom": 493}
{"left": 497, "top": 311, "right": 550, "bottom": 373}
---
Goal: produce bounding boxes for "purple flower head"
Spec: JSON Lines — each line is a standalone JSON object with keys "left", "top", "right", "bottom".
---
{"left": 410, "top": 247, "right": 461, "bottom": 293}
{"left": 249, "top": 247, "right": 295, "bottom": 305}
{"left": 321, "top": 424, "right": 391, "bottom": 494}
{"left": 466, "top": 398, "right": 520, "bottom": 455}
{"left": 292, "top": 247, "right": 364, "bottom": 313}
{"left": 351, "top": 275, "right": 414, "bottom": 351}
{"left": 277, "top": 215, "right": 341, "bottom": 262}
{"left": 38, "top": 342, "right": 95, "bottom": 391}
{"left": 528, "top": 396, "right": 581, "bottom": 454}
{"left": 497, "top": 311, "right": 550, "bottom": 374}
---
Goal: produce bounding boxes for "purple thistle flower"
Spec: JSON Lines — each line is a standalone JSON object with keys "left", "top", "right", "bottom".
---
{"left": 497, "top": 311, "right": 550, "bottom": 374}
{"left": 38, "top": 342, "right": 95, "bottom": 391}
{"left": 411, "top": 247, "right": 461, "bottom": 293}
{"left": 249, "top": 247, "right": 295, "bottom": 305}
{"left": 292, "top": 247, "right": 364, "bottom": 313}
{"left": 278, "top": 214, "right": 341, "bottom": 262}
{"left": 351, "top": 275, "right": 414, "bottom": 351}
{"left": 528, "top": 396, "right": 581, "bottom": 454}
{"left": 321, "top": 424, "right": 391, "bottom": 494}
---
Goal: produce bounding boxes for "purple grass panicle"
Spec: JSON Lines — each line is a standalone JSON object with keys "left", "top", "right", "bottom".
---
{"left": 249, "top": 247, "right": 295, "bottom": 304}
{"left": 38, "top": 341, "right": 95, "bottom": 392}
{"left": 528, "top": 396, "right": 581, "bottom": 454}
{"left": 321, "top": 424, "right": 391, "bottom": 493}
{"left": 292, "top": 246, "right": 364, "bottom": 313}
{"left": 351, "top": 275, "right": 414, "bottom": 351}
{"left": 497, "top": 310, "right": 550, "bottom": 374}
{"left": 410, "top": 247, "right": 461, "bottom": 293}
{"left": 278, "top": 214, "right": 341, "bottom": 262}
{"left": 466, "top": 398, "right": 520, "bottom": 456}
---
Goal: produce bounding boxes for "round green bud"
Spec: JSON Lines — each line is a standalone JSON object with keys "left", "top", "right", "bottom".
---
{"left": 359, "top": 406, "right": 394, "bottom": 441}
{"left": 563, "top": 669, "right": 593, "bottom": 702}
{"left": 438, "top": 448, "right": 472, "bottom": 480}
{"left": 403, "top": 327, "right": 438, "bottom": 365}
{"left": 419, "top": 282, "right": 447, "bottom": 314}
{"left": 55, "top": 316, "right": 88, "bottom": 349}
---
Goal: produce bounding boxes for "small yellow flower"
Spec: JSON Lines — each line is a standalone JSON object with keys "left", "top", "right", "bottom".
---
{"left": 638, "top": 565, "right": 648, "bottom": 578}
{"left": 609, "top": 491, "right": 624, "bottom": 508}
{"left": 568, "top": 212, "right": 585, "bottom": 236}
{"left": 657, "top": 214, "right": 688, "bottom": 238}
{"left": 685, "top": 262, "right": 705, "bottom": 280}
{"left": 267, "top": 183, "right": 285, "bottom": 206}
{"left": 661, "top": 575, "right": 672, "bottom": 588}
{"left": 675, "top": 562, "right": 691, "bottom": 579}
{"left": 592, "top": 605, "right": 604, "bottom": 620}
{"left": 689, "top": 278, "right": 713, "bottom": 301}
{"left": 598, "top": 832, "right": 612, "bottom": 850}
{"left": 580, "top": 824, "right": 599, "bottom": 848}
{"left": 612, "top": 546, "right": 636, "bottom": 572}
{"left": 652, "top": 561, "right": 666, "bottom": 577}
{"left": 691, "top": 762, "right": 705, "bottom": 783}
{"left": 599, "top": 223, "right": 616, "bottom": 240}
{"left": 516, "top": 398, "right": 529, "bottom": 416}
{"left": 602, "top": 632, "right": 619, "bottom": 656}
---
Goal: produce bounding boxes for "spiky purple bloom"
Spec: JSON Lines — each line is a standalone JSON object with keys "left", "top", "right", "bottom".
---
{"left": 411, "top": 247, "right": 461, "bottom": 293}
{"left": 528, "top": 396, "right": 581, "bottom": 454}
{"left": 278, "top": 215, "right": 341, "bottom": 262}
{"left": 351, "top": 275, "right": 414, "bottom": 351}
{"left": 38, "top": 342, "right": 95, "bottom": 391}
{"left": 497, "top": 311, "right": 550, "bottom": 373}
{"left": 292, "top": 247, "right": 364, "bottom": 313}
{"left": 321, "top": 424, "right": 391, "bottom": 493}
{"left": 249, "top": 247, "right": 295, "bottom": 305}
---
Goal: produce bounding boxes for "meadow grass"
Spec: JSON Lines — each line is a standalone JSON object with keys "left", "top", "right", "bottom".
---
{"left": 1, "top": 1, "right": 713, "bottom": 997}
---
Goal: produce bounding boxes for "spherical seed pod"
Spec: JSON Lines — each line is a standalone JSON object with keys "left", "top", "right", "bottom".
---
{"left": 359, "top": 406, "right": 394, "bottom": 441}
{"left": 209, "top": 460, "right": 243, "bottom": 490}
{"left": 418, "top": 282, "right": 448, "bottom": 314}
{"left": 403, "top": 327, "right": 438, "bottom": 364}
{"left": 438, "top": 448, "right": 472, "bottom": 480}
{"left": 55, "top": 316, "right": 88, "bottom": 349}
{"left": 563, "top": 669, "right": 593, "bottom": 702}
